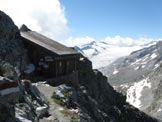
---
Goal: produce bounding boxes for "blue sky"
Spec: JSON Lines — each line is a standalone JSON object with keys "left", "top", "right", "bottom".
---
{"left": 1, "top": 0, "right": 162, "bottom": 46}
{"left": 60, "top": 0, "right": 162, "bottom": 40}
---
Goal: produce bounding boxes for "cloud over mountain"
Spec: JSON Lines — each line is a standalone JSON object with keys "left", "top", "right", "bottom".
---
{"left": 65, "top": 35, "right": 162, "bottom": 47}
{"left": 0, "top": 0, "right": 68, "bottom": 40}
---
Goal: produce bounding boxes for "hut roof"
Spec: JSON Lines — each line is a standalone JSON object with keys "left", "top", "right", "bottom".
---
{"left": 20, "top": 29, "right": 79, "bottom": 56}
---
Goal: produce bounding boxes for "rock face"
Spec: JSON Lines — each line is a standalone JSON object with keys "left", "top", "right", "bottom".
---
{"left": 99, "top": 41, "right": 162, "bottom": 120}
{"left": 0, "top": 11, "right": 48, "bottom": 122}
{"left": 70, "top": 57, "right": 159, "bottom": 122}
{"left": 0, "top": 10, "right": 25, "bottom": 122}
{"left": 0, "top": 11, "right": 27, "bottom": 79}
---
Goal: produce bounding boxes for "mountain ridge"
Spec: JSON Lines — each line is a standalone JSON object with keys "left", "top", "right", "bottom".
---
{"left": 99, "top": 41, "right": 162, "bottom": 120}
{"left": 74, "top": 40, "right": 158, "bottom": 69}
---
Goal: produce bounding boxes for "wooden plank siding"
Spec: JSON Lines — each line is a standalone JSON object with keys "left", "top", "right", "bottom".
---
{"left": 21, "top": 36, "right": 79, "bottom": 78}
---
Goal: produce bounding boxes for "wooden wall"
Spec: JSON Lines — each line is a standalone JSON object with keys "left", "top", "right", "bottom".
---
{"left": 22, "top": 38, "right": 78, "bottom": 78}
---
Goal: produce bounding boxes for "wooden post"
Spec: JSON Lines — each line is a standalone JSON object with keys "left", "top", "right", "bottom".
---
{"left": 66, "top": 61, "right": 69, "bottom": 75}
{"left": 74, "top": 59, "right": 77, "bottom": 71}
{"left": 55, "top": 60, "right": 57, "bottom": 78}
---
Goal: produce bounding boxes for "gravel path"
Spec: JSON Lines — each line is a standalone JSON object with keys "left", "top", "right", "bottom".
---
{"left": 34, "top": 82, "right": 72, "bottom": 122}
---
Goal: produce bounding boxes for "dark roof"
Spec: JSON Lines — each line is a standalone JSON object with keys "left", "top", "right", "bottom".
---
{"left": 20, "top": 30, "right": 79, "bottom": 56}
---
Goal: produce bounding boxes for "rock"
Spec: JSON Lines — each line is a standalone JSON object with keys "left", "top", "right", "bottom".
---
{"left": 0, "top": 76, "right": 20, "bottom": 122}
{"left": 15, "top": 103, "right": 33, "bottom": 122}
{"left": 0, "top": 10, "right": 27, "bottom": 79}
{"left": 20, "top": 79, "right": 49, "bottom": 119}
{"left": 0, "top": 103, "right": 16, "bottom": 122}
{"left": 20, "top": 24, "right": 31, "bottom": 32}
{"left": 0, "top": 76, "right": 20, "bottom": 100}
{"left": 36, "top": 106, "right": 48, "bottom": 118}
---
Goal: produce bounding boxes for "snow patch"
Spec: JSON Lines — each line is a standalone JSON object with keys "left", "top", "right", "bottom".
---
{"left": 131, "top": 59, "right": 142, "bottom": 66}
{"left": 120, "top": 84, "right": 129, "bottom": 89}
{"left": 157, "top": 108, "right": 162, "bottom": 112}
{"left": 134, "top": 66, "right": 139, "bottom": 70}
{"left": 150, "top": 53, "right": 157, "bottom": 59}
{"left": 87, "top": 45, "right": 141, "bottom": 69}
{"left": 113, "top": 69, "right": 119, "bottom": 74}
{"left": 142, "top": 54, "right": 149, "bottom": 61}
{"left": 126, "top": 78, "right": 151, "bottom": 108}
{"left": 154, "top": 64, "right": 159, "bottom": 69}
{"left": 141, "top": 65, "right": 145, "bottom": 68}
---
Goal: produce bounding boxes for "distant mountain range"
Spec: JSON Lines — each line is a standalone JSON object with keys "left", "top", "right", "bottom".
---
{"left": 99, "top": 41, "right": 162, "bottom": 120}
{"left": 74, "top": 40, "right": 157, "bottom": 69}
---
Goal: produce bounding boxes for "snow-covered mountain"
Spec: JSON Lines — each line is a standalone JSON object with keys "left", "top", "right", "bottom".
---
{"left": 74, "top": 40, "right": 157, "bottom": 69}
{"left": 99, "top": 41, "right": 162, "bottom": 120}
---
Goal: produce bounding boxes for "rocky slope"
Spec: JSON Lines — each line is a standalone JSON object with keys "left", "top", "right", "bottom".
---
{"left": 72, "top": 57, "right": 160, "bottom": 122}
{"left": 100, "top": 41, "right": 162, "bottom": 120}
{"left": 0, "top": 10, "right": 161, "bottom": 122}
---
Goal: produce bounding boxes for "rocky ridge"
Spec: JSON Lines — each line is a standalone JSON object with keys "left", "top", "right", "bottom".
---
{"left": 100, "top": 41, "right": 162, "bottom": 120}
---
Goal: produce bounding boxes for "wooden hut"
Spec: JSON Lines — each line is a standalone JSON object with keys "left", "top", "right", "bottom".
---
{"left": 20, "top": 25, "right": 80, "bottom": 81}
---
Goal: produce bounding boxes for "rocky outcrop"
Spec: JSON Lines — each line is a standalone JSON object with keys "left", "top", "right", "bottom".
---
{"left": 73, "top": 57, "right": 159, "bottom": 122}
{"left": 16, "top": 80, "right": 48, "bottom": 121}
{"left": 0, "top": 10, "right": 25, "bottom": 122}
{"left": 0, "top": 11, "right": 48, "bottom": 122}
{"left": 0, "top": 11, "right": 27, "bottom": 80}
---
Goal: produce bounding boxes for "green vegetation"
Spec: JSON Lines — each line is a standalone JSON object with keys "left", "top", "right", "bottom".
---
{"left": 60, "top": 109, "right": 78, "bottom": 119}
{"left": 51, "top": 90, "right": 77, "bottom": 120}
{"left": 52, "top": 98, "right": 64, "bottom": 105}
{"left": 64, "top": 91, "right": 72, "bottom": 98}
{"left": 145, "top": 102, "right": 158, "bottom": 113}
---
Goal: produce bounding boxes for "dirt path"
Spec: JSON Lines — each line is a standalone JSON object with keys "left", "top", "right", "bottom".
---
{"left": 34, "top": 82, "right": 72, "bottom": 122}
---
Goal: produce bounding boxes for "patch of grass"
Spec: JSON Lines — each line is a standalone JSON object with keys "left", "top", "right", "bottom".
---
{"left": 60, "top": 109, "right": 78, "bottom": 119}
{"left": 52, "top": 98, "right": 64, "bottom": 105}
{"left": 71, "top": 114, "right": 77, "bottom": 119}
{"left": 64, "top": 91, "right": 72, "bottom": 98}
{"left": 145, "top": 102, "right": 158, "bottom": 113}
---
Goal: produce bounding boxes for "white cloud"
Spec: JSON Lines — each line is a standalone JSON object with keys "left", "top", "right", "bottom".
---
{"left": 64, "top": 35, "right": 161, "bottom": 47}
{"left": 102, "top": 35, "right": 160, "bottom": 47}
{"left": 0, "top": 0, "right": 68, "bottom": 40}
{"left": 64, "top": 36, "right": 96, "bottom": 47}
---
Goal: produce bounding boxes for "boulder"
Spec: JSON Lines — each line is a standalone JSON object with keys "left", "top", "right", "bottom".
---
{"left": 36, "top": 106, "right": 48, "bottom": 118}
